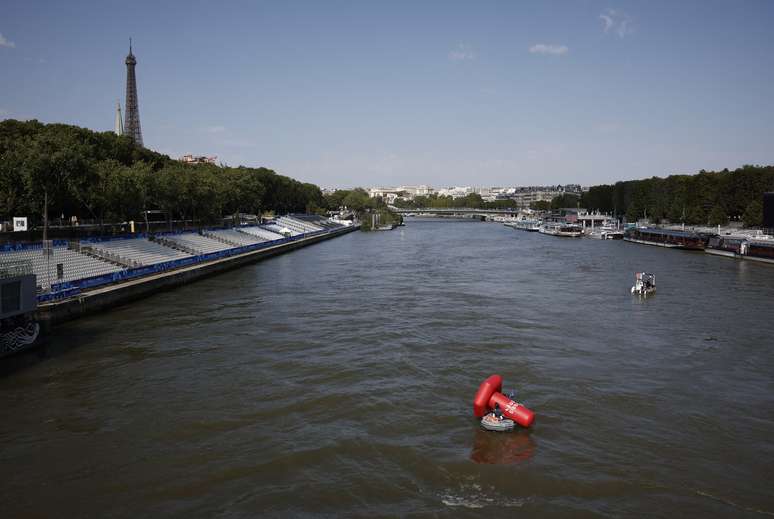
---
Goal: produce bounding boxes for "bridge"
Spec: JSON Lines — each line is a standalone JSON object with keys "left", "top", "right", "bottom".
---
{"left": 390, "top": 207, "right": 520, "bottom": 216}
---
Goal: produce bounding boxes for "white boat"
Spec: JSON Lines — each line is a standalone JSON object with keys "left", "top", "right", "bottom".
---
{"left": 505, "top": 219, "right": 541, "bottom": 232}
{"left": 631, "top": 272, "right": 656, "bottom": 296}
{"left": 539, "top": 223, "right": 583, "bottom": 237}
{"left": 480, "top": 413, "right": 515, "bottom": 432}
{"left": 521, "top": 220, "right": 542, "bottom": 232}
{"left": 589, "top": 225, "right": 624, "bottom": 240}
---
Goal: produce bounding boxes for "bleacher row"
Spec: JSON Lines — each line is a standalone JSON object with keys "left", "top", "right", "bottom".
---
{"left": 0, "top": 215, "right": 344, "bottom": 294}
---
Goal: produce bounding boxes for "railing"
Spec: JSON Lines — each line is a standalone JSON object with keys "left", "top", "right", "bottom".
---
{"left": 1, "top": 240, "right": 69, "bottom": 252}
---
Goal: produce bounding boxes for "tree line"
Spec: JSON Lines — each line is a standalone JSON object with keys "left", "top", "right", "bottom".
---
{"left": 0, "top": 119, "right": 325, "bottom": 228}
{"left": 579, "top": 166, "right": 773, "bottom": 227}
{"left": 390, "top": 166, "right": 773, "bottom": 227}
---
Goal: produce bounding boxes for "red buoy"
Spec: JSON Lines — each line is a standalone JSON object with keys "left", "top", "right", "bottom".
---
{"left": 473, "top": 374, "right": 535, "bottom": 428}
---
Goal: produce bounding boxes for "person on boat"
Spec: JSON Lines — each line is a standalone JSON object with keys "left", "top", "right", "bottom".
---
{"left": 493, "top": 404, "right": 504, "bottom": 420}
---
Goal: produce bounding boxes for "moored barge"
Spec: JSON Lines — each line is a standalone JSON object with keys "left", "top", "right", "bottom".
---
{"left": 539, "top": 223, "right": 583, "bottom": 237}
{"left": 742, "top": 239, "right": 774, "bottom": 264}
{"left": 623, "top": 227, "right": 707, "bottom": 250}
{"left": 706, "top": 235, "right": 746, "bottom": 258}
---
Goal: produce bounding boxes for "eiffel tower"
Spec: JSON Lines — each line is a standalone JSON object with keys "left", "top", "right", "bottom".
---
{"left": 124, "top": 39, "right": 143, "bottom": 147}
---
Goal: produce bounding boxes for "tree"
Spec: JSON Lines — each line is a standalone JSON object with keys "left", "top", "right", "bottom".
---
{"left": 625, "top": 205, "right": 640, "bottom": 223}
{"left": 460, "top": 193, "right": 484, "bottom": 208}
{"left": 742, "top": 200, "right": 763, "bottom": 227}
{"left": 530, "top": 200, "right": 550, "bottom": 211}
{"left": 342, "top": 189, "right": 371, "bottom": 212}
{"left": 551, "top": 193, "right": 580, "bottom": 210}
{"left": 685, "top": 206, "right": 705, "bottom": 225}
{"left": 667, "top": 201, "right": 684, "bottom": 223}
{"left": 707, "top": 205, "right": 728, "bottom": 227}
{"left": 0, "top": 145, "right": 27, "bottom": 218}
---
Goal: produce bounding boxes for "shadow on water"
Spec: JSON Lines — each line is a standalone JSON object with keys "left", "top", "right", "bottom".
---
{"left": 0, "top": 315, "right": 123, "bottom": 377}
{"left": 0, "top": 339, "right": 53, "bottom": 377}
{"left": 469, "top": 427, "right": 536, "bottom": 465}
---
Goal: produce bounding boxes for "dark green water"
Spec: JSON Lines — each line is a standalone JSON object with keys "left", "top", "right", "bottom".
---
{"left": 2, "top": 219, "right": 773, "bottom": 517}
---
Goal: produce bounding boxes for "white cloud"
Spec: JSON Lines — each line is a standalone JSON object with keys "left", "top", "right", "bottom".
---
{"left": 0, "top": 32, "right": 16, "bottom": 48}
{"left": 600, "top": 9, "right": 633, "bottom": 38}
{"left": 204, "top": 125, "right": 225, "bottom": 133}
{"left": 448, "top": 43, "right": 475, "bottom": 61}
{"left": 529, "top": 44, "right": 568, "bottom": 56}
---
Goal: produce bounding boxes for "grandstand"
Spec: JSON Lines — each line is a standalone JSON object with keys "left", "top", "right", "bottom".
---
{"left": 0, "top": 215, "right": 350, "bottom": 299}
{"left": 205, "top": 229, "right": 264, "bottom": 247}
{"left": 160, "top": 233, "right": 233, "bottom": 255}
{"left": 275, "top": 216, "right": 324, "bottom": 234}
{"left": 263, "top": 223, "right": 300, "bottom": 236}
{"left": 86, "top": 238, "right": 192, "bottom": 267}
{"left": 237, "top": 226, "right": 286, "bottom": 241}
{"left": 291, "top": 214, "right": 346, "bottom": 230}
{"left": 0, "top": 245, "right": 124, "bottom": 292}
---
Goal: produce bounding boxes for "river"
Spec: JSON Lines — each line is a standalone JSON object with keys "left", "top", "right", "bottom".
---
{"left": 2, "top": 219, "right": 773, "bottom": 517}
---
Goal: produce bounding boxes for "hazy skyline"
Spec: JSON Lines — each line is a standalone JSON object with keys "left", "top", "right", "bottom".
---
{"left": 2, "top": 0, "right": 773, "bottom": 188}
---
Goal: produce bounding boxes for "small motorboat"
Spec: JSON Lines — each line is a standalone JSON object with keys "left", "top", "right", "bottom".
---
{"left": 631, "top": 272, "right": 656, "bottom": 296}
{"left": 480, "top": 413, "right": 515, "bottom": 432}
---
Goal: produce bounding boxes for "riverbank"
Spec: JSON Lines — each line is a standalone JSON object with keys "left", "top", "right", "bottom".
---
{"left": 36, "top": 224, "right": 358, "bottom": 326}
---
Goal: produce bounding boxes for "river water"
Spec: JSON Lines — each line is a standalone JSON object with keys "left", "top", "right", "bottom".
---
{"left": 2, "top": 219, "right": 773, "bottom": 517}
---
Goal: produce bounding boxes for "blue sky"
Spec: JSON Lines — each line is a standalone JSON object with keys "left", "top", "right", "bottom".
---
{"left": 1, "top": 0, "right": 773, "bottom": 188}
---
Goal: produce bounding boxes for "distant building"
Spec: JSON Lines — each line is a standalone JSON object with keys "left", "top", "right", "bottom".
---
{"left": 411, "top": 185, "right": 434, "bottom": 196}
{"left": 436, "top": 186, "right": 473, "bottom": 198}
{"left": 501, "top": 184, "right": 582, "bottom": 208}
{"left": 179, "top": 154, "right": 217, "bottom": 165}
{"left": 365, "top": 183, "right": 582, "bottom": 205}
{"left": 367, "top": 185, "right": 435, "bottom": 202}
{"left": 368, "top": 187, "right": 400, "bottom": 200}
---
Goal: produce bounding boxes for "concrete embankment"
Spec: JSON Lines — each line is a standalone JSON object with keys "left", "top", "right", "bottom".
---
{"left": 37, "top": 225, "right": 359, "bottom": 326}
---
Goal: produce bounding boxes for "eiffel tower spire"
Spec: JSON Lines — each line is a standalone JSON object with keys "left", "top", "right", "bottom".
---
{"left": 124, "top": 38, "right": 143, "bottom": 146}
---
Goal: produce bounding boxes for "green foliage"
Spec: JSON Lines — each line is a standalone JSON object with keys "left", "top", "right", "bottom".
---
{"left": 342, "top": 188, "right": 372, "bottom": 212}
{"left": 707, "top": 205, "right": 728, "bottom": 226}
{"left": 743, "top": 200, "right": 763, "bottom": 227}
{"left": 0, "top": 119, "right": 325, "bottom": 226}
{"left": 580, "top": 166, "right": 774, "bottom": 225}
{"left": 324, "top": 188, "right": 403, "bottom": 231}
{"left": 625, "top": 205, "right": 640, "bottom": 223}
{"left": 360, "top": 209, "right": 402, "bottom": 231}
{"left": 550, "top": 193, "right": 580, "bottom": 210}
{"left": 685, "top": 206, "right": 705, "bottom": 225}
